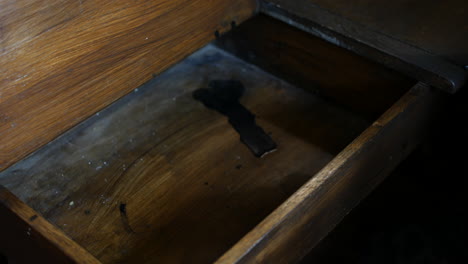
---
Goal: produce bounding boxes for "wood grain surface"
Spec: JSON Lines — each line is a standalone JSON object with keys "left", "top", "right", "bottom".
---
{"left": 217, "top": 83, "right": 445, "bottom": 263}
{"left": 216, "top": 15, "right": 413, "bottom": 120}
{"left": 0, "top": 0, "right": 257, "bottom": 171}
{"left": 268, "top": 0, "right": 468, "bottom": 67}
{"left": 261, "top": 0, "right": 467, "bottom": 93}
{"left": 0, "top": 45, "right": 370, "bottom": 263}
{"left": 0, "top": 185, "right": 100, "bottom": 263}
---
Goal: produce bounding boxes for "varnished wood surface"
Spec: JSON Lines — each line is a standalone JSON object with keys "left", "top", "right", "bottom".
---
{"left": 268, "top": 0, "right": 468, "bottom": 67}
{"left": 0, "top": 186, "right": 100, "bottom": 264}
{"left": 261, "top": 0, "right": 467, "bottom": 93}
{"left": 217, "top": 15, "right": 413, "bottom": 120}
{"left": 0, "top": 0, "right": 257, "bottom": 171}
{"left": 0, "top": 45, "right": 370, "bottom": 263}
{"left": 217, "top": 83, "right": 445, "bottom": 263}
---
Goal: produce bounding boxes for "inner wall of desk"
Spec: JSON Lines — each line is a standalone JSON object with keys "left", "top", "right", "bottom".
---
{"left": 0, "top": 15, "right": 415, "bottom": 264}
{"left": 0, "top": 44, "right": 370, "bottom": 263}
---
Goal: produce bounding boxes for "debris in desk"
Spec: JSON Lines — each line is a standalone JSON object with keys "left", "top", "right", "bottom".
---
{"left": 193, "top": 80, "right": 277, "bottom": 158}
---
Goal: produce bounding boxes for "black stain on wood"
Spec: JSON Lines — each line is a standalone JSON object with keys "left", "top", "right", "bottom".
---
{"left": 214, "top": 30, "right": 220, "bottom": 38}
{"left": 193, "top": 80, "right": 277, "bottom": 157}
{"left": 84, "top": 210, "right": 91, "bottom": 215}
{"left": 29, "top": 215, "right": 38, "bottom": 222}
{"left": 119, "top": 203, "right": 127, "bottom": 214}
{"left": 119, "top": 203, "right": 135, "bottom": 234}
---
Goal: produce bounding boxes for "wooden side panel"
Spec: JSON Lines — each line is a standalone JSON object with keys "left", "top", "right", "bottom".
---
{"left": 0, "top": 45, "right": 371, "bottom": 264}
{"left": 216, "top": 15, "right": 413, "bottom": 120}
{"left": 267, "top": 0, "right": 468, "bottom": 68}
{"left": 0, "top": 186, "right": 100, "bottom": 263}
{"left": 0, "top": 0, "right": 257, "bottom": 171}
{"left": 260, "top": 0, "right": 467, "bottom": 93}
{"left": 216, "top": 83, "right": 446, "bottom": 263}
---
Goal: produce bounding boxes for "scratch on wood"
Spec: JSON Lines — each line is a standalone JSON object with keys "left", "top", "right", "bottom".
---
{"left": 119, "top": 203, "right": 135, "bottom": 234}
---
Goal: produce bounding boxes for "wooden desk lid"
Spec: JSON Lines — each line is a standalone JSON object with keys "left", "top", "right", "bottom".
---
{"left": 262, "top": 0, "right": 468, "bottom": 93}
{"left": 0, "top": 0, "right": 256, "bottom": 171}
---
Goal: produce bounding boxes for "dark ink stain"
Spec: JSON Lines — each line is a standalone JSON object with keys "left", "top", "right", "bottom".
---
{"left": 119, "top": 203, "right": 127, "bottom": 214}
{"left": 204, "top": 182, "right": 209, "bottom": 185}
{"left": 29, "top": 215, "right": 38, "bottom": 222}
{"left": 236, "top": 164, "right": 242, "bottom": 170}
{"left": 214, "top": 30, "right": 220, "bottom": 38}
{"left": 193, "top": 80, "right": 277, "bottom": 157}
{"left": 84, "top": 210, "right": 91, "bottom": 215}
{"left": 119, "top": 203, "right": 135, "bottom": 234}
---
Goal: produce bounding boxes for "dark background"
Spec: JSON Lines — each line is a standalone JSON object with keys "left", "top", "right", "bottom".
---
{"left": 301, "top": 86, "right": 468, "bottom": 263}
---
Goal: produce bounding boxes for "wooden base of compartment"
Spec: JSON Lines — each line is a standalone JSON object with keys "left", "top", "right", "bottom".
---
{"left": 0, "top": 14, "right": 440, "bottom": 264}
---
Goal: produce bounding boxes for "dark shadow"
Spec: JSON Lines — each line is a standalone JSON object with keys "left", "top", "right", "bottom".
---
{"left": 0, "top": 253, "right": 7, "bottom": 264}
{"left": 300, "top": 86, "right": 468, "bottom": 263}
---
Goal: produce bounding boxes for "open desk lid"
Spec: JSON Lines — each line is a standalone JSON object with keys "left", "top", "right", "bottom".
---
{"left": 262, "top": 0, "right": 468, "bottom": 93}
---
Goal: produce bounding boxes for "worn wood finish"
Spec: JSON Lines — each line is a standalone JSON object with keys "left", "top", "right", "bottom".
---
{"left": 261, "top": 0, "right": 467, "bottom": 93}
{"left": 217, "top": 83, "right": 445, "bottom": 263}
{"left": 0, "top": 186, "right": 100, "bottom": 264}
{"left": 217, "top": 15, "right": 413, "bottom": 120}
{"left": 0, "top": 45, "right": 372, "bottom": 263}
{"left": 276, "top": 0, "right": 468, "bottom": 68}
{"left": 0, "top": 0, "right": 257, "bottom": 171}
